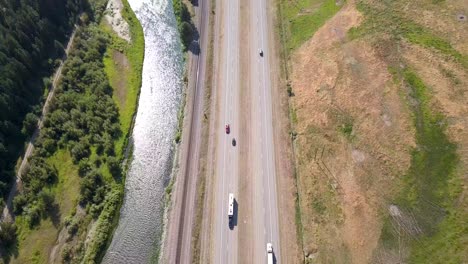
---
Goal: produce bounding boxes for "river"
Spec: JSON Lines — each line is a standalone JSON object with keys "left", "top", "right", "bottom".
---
{"left": 102, "top": 0, "right": 183, "bottom": 263}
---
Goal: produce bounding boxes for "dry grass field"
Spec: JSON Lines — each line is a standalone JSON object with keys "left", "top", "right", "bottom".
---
{"left": 282, "top": 0, "right": 468, "bottom": 262}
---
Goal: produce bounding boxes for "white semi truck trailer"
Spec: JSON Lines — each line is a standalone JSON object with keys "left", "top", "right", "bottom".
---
{"left": 228, "top": 193, "right": 234, "bottom": 226}
{"left": 267, "top": 243, "right": 274, "bottom": 264}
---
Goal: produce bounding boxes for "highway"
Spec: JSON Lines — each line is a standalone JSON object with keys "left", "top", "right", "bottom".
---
{"left": 212, "top": 0, "right": 240, "bottom": 263}
{"left": 249, "top": 0, "right": 282, "bottom": 262}
{"left": 211, "top": 0, "right": 282, "bottom": 262}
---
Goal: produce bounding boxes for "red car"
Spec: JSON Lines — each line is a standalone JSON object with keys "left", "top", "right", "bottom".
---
{"left": 225, "top": 124, "right": 230, "bottom": 134}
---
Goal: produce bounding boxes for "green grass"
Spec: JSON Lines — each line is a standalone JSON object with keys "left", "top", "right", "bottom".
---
{"left": 47, "top": 150, "right": 81, "bottom": 217}
{"left": 349, "top": 1, "right": 468, "bottom": 69}
{"left": 13, "top": 218, "right": 58, "bottom": 264}
{"left": 282, "top": 0, "right": 343, "bottom": 50}
{"left": 384, "top": 68, "right": 466, "bottom": 262}
{"left": 338, "top": 121, "right": 353, "bottom": 140}
{"left": 80, "top": 0, "right": 144, "bottom": 261}
{"left": 12, "top": 150, "right": 80, "bottom": 264}
{"left": 82, "top": 188, "right": 123, "bottom": 263}
{"left": 290, "top": 106, "right": 298, "bottom": 124}
{"left": 102, "top": 0, "right": 144, "bottom": 158}
{"left": 400, "top": 69, "right": 459, "bottom": 208}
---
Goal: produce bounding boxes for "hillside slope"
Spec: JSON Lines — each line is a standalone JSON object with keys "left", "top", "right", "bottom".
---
{"left": 282, "top": 0, "right": 467, "bottom": 262}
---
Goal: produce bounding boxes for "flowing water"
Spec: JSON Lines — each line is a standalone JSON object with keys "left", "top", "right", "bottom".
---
{"left": 102, "top": 0, "right": 183, "bottom": 263}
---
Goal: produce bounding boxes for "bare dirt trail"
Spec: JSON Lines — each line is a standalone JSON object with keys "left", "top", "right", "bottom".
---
{"left": 1, "top": 26, "right": 78, "bottom": 223}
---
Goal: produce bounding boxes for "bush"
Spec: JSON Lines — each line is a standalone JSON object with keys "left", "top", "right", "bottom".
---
{"left": 61, "top": 244, "right": 72, "bottom": 262}
{"left": 0, "top": 222, "right": 17, "bottom": 248}
{"left": 25, "top": 204, "right": 42, "bottom": 227}
{"left": 82, "top": 189, "right": 122, "bottom": 262}
{"left": 38, "top": 189, "right": 55, "bottom": 209}
{"left": 79, "top": 170, "right": 104, "bottom": 206}
{"left": 13, "top": 194, "right": 28, "bottom": 214}
{"left": 22, "top": 113, "right": 39, "bottom": 136}
{"left": 107, "top": 156, "right": 121, "bottom": 178}
{"left": 40, "top": 138, "right": 57, "bottom": 157}
{"left": 180, "top": 22, "right": 194, "bottom": 49}
{"left": 71, "top": 140, "right": 91, "bottom": 163}
{"left": 78, "top": 158, "right": 92, "bottom": 177}
{"left": 67, "top": 218, "right": 79, "bottom": 236}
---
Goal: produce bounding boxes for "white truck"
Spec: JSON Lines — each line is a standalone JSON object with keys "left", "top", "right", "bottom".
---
{"left": 228, "top": 193, "right": 234, "bottom": 226}
{"left": 267, "top": 243, "right": 274, "bottom": 264}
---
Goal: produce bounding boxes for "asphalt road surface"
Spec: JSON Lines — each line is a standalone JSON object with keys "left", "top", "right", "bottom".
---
{"left": 213, "top": 0, "right": 240, "bottom": 263}
{"left": 212, "top": 0, "right": 281, "bottom": 262}
{"left": 249, "top": 0, "right": 282, "bottom": 262}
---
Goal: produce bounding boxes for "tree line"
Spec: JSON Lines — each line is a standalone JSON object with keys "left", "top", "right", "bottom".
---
{"left": 0, "top": 0, "right": 112, "bottom": 255}
{"left": 0, "top": 0, "right": 83, "bottom": 205}
{"left": 173, "top": 0, "right": 195, "bottom": 50}
{"left": 12, "top": 24, "right": 122, "bottom": 226}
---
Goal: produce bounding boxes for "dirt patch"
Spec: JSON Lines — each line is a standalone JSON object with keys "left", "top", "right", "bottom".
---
{"left": 105, "top": 0, "right": 131, "bottom": 42}
{"left": 290, "top": 3, "right": 415, "bottom": 263}
{"left": 112, "top": 50, "right": 130, "bottom": 107}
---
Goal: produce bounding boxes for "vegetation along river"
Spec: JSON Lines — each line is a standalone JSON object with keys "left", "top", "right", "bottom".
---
{"left": 102, "top": 0, "right": 183, "bottom": 263}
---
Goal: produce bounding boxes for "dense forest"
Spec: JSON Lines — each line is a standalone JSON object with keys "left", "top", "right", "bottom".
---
{"left": 1, "top": 0, "right": 118, "bottom": 260}
{"left": 0, "top": 0, "right": 83, "bottom": 204}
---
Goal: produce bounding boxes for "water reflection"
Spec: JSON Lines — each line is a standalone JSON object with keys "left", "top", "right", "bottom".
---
{"left": 102, "top": 0, "right": 183, "bottom": 263}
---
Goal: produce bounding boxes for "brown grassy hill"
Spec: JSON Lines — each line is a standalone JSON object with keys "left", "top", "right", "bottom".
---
{"left": 280, "top": 0, "right": 468, "bottom": 263}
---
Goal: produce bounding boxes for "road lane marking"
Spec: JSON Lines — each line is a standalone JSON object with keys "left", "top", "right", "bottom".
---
{"left": 219, "top": 0, "right": 231, "bottom": 262}
{"left": 258, "top": 0, "right": 276, "bottom": 249}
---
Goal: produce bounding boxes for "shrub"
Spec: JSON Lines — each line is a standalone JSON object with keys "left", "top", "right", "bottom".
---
{"left": 71, "top": 140, "right": 91, "bottom": 163}
{"left": 78, "top": 158, "right": 92, "bottom": 177}
{"left": 180, "top": 22, "right": 194, "bottom": 49}
{"left": 25, "top": 204, "right": 42, "bottom": 227}
{"left": 13, "top": 194, "right": 28, "bottom": 214}
{"left": 61, "top": 244, "right": 72, "bottom": 262}
{"left": 0, "top": 222, "right": 17, "bottom": 248}
{"left": 107, "top": 156, "right": 121, "bottom": 178}
{"left": 22, "top": 113, "right": 39, "bottom": 137}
